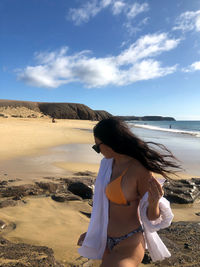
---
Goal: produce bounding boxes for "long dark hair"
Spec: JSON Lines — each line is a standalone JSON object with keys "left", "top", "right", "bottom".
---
{"left": 93, "top": 117, "right": 181, "bottom": 179}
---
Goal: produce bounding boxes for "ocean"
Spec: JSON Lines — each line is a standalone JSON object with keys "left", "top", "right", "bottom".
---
{"left": 127, "top": 121, "right": 200, "bottom": 177}
{"left": 128, "top": 120, "right": 200, "bottom": 138}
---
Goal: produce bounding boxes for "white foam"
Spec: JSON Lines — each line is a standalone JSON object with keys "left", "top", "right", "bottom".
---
{"left": 130, "top": 123, "right": 200, "bottom": 138}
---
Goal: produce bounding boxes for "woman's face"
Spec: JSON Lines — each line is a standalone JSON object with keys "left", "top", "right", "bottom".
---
{"left": 94, "top": 137, "right": 115, "bottom": 158}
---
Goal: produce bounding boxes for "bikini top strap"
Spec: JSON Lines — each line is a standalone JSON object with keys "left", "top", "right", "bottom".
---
{"left": 120, "top": 160, "right": 134, "bottom": 177}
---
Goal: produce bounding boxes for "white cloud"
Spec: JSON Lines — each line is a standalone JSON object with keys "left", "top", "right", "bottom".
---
{"left": 123, "top": 16, "right": 150, "bottom": 35}
{"left": 173, "top": 10, "right": 200, "bottom": 32}
{"left": 112, "top": 1, "right": 126, "bottom": 15}
{"left": 67, "top": 0, "right": 149, "bottom": 26}
{"left": 192, "top": 61, "right": 200, "bottom": 70}
{"left": 182, "top": 61, "right": 200, "bottom": 72}
{"left": 115, "top": 60, "right": 176, "bottom": 85}
{"left": 67, "top": 0, "right": 113, "bottom": 26}
{"left": 101, "top": 0, "right": 113, "bottom": 8}
{"left": 127, "top": 2, "right": 149, "bottom": 19}
{"left": 196, "top": 15, "right": 200, "bottom": 31}
{"left": 17, "top": 33, "right": 179, "bottom": 88}
{"left": 117, "top": 33, "right": 180, "bottom": 65}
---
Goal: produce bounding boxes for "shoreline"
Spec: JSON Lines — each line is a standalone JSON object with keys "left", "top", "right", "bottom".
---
{"left": 0, "top": 117, "right": 199, "bottom": 179}
{"left": 0, "top": 141, "right": 198, "bottom": 184}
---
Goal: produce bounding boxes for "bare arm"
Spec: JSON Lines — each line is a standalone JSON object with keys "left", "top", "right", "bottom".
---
{"left": 137, "top": 169, "right": 164, "bottom": 221}
{"left": 146, "top": 176, "right": 163, "bottom": 220}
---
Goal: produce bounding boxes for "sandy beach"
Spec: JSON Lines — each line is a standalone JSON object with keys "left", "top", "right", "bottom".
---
{"left": 0, "top": 117, "right": 199, "bottom": 266}
{"left": 0, "top": 117, "right": 102, "bottom": 266}
{"left": 0, "top": 117, "right": 96, "bottom": 161}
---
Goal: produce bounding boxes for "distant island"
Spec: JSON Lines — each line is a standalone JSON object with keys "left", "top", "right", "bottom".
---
{"left": 0, "top": 99, "right": 175, "bottom": 121}
{"left": 115, "top": 116, "right": 175, "bottom": 121}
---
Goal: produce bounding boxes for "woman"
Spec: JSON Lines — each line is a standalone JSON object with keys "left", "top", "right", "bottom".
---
{"left": 77, "top": 117, "right": 181, "bottom": 267}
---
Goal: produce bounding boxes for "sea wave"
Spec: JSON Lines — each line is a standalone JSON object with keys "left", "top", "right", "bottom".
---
{"left": 129, "top": 123, "right": 200, "bottom": 138}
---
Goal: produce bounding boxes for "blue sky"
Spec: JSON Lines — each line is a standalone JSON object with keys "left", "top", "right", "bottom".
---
{"left": 1, "top": 0, "right": 200, "bottom": 120}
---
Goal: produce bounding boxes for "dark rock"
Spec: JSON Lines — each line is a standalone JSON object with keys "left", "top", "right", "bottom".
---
{"left": 0, "top": 178, "right": 94, "bottom": 207}
{"left": 12, "top": 195, "right": 22, "bottom": 201}
{"left": 35, "top": 182, "right": 59, "bottom": 193}
{"left": 0, "top": 184, "right": 43, "bottom": 198}
{"left": 60, "top": 177, "right": 95, "bottom": 188}
{"left": 0, "top": 220, "right": 6, "bottom": 229}
{"left": 73, "top": 171, "right": 96, "bottom": 177}
{"left": 68, "top": 182, "right": 93, "bottom": 199}
{"left": 163, "top": 178, "right": 200, "bottom": 204}
{"left": 195, "top": 212, "right": 200, "bottom": 216}
{"left": 184, "top": 243, "right": 190, "bottom": 249}
{"left": 43, "top": 176, "right": 58, "bottom": 180}
{"left": 79, "top": 211, "right": 91, "bottom": 218}
{"left": 0, "top": 181, "right": 8, "bottom": 186}
{"left": 0, "top": 199, "right": 18, "bottom": 208}
{"left": 151, "top": 221, "right": 200, "bottom": 267}
{"left": 8, "top": 179, "right": 16, "bottom": 183}
{"left": 0, "top": 237, "right": 64, "bottom": 266}
{"left": 51, "top": 193, "right": 82, "bottom": 202}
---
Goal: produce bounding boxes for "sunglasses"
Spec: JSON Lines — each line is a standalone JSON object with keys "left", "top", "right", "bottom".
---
{"left": 92, "top": 142, "right": 103, "bottom": 153}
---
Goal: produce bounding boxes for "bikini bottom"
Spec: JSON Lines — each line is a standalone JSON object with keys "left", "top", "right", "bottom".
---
{"left": 106, "top": 225, "right": 144, "bottom": 252}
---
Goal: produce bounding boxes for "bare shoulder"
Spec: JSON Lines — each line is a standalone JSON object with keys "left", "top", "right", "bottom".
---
{"left": 128, "top": 159, "right": 151, "bottom": 178}
{"left": 127, "top": 159, "right": 152, "bottom": 198}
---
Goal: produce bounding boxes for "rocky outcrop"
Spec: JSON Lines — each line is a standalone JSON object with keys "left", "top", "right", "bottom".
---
{"left": 1, "top": 176, "right": 200, "bottom": 208}
{"left": 142, "top": 221, "right": 200, "bottom": 267}
{"left": 163, "top": 178, "right": 200, "bottom": 204}
{"left": 0, "top": 237, "right": 64, "bottom": 267}
{"left": 68, "top": 182, "right": 93, "bottom": 199}
{"left": 0, "top": 174, "right": 96, "bottom": 208}
{"left": 51, "top": 192, "right": 82, "bottom": 202}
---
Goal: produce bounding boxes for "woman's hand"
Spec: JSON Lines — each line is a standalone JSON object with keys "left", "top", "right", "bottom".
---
{"left": 148, "top": 176, "right": 164, "bottom": 205}
{"left": 77, "top": 232, "right": 87, "bottom": 246}
{"left": 147, "top": 176, "right": 164, "bottom": 220}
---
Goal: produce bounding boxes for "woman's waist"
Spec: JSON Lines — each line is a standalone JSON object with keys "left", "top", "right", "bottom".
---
{"left": 107, "top": 217, "right": 142, "bottom": 237}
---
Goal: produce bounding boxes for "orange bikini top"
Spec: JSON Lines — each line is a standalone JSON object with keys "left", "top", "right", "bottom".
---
{"left": 105, "top": 167, "right": 130, "bottom": 205}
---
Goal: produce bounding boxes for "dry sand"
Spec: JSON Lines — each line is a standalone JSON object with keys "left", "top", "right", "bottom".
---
{"left": 0, "top": 117, "right": 199, "bottom": 267}
{"left": 0, "top": 117, "right": 95, "bottom": 161}
{"left": 0, "top": 197, "right": 93, "bottom": 266}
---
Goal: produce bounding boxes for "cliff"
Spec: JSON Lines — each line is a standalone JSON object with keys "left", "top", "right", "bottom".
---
{"left": 0, "top": 100, "right": 175, "bottom": 121}
{"left": 0, "top": 100, "right": 112, "bottom": 120}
